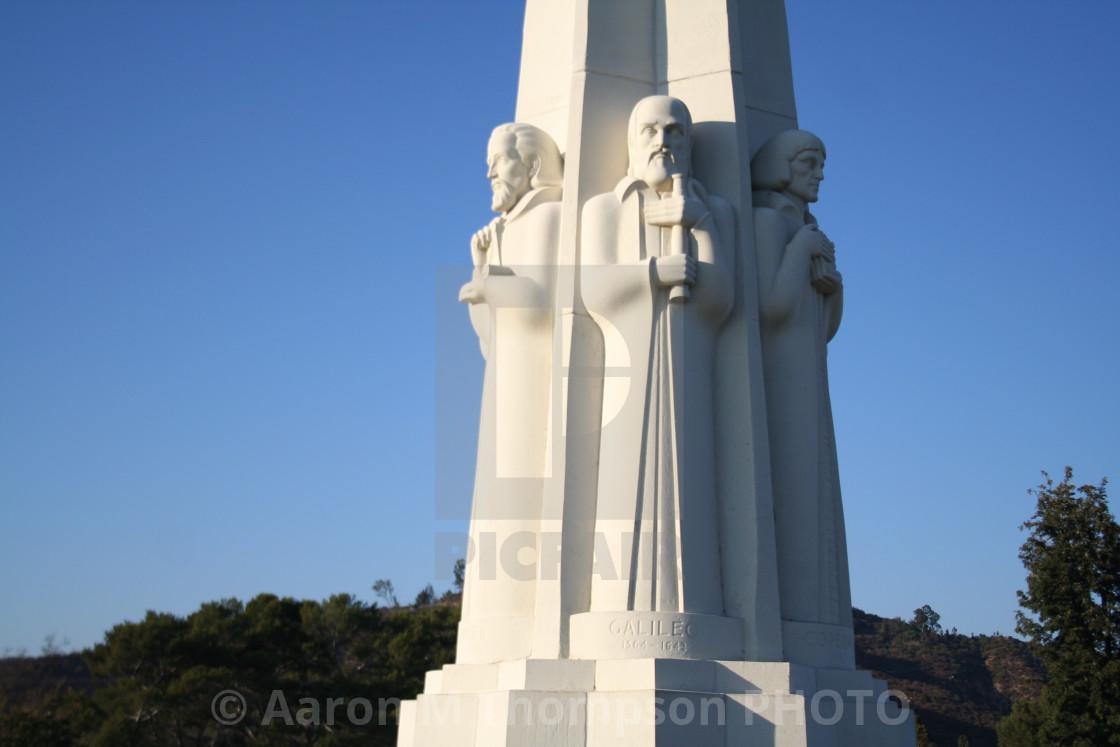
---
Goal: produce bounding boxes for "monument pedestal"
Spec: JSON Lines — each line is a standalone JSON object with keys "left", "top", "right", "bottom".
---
{"left": 396, "top": 658, "right": 914, "bottom": 746}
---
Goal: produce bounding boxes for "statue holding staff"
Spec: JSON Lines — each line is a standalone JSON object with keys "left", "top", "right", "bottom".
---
{"left": 579, "top": 96, "right": 735, "bottom": 617}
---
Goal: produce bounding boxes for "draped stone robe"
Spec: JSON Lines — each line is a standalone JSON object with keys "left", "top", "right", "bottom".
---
{"left": 753, "top": 188, "right": 851, "bottom": 634}
{"left": 458, "top": 185, "right": 562, "bottom": 664}
{"left": 580, "top": 176, "right": 735, "bottom": 616}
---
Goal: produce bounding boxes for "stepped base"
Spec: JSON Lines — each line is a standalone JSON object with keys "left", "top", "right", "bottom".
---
{"left": 397, "top": 659, "right": 915, "bottom": 746}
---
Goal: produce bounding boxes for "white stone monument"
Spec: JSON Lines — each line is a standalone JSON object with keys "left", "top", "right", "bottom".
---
{"left": 397, "top": 1, "right": 916, "bottom": 744}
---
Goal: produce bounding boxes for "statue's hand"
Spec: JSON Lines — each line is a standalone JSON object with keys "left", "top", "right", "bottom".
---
{"left": 653, "top": 253, "right": 697, "bottom": 288}
{"left": 459, "top": 279, "right": 484, "bottom": 304}
{"left": 644, "top": 195, "right": 708, "bottom": 228}
{"left": 790, "top": 224, "right": 835, "bottom": 263}
{"left": 811, "top": 268, "right": 843, "bottom": 295}
{"left": 471, "top": 225, "right": 494, "bottom": 256}
{"left": 810, "top": 251, "right": 838, "bottom": 282}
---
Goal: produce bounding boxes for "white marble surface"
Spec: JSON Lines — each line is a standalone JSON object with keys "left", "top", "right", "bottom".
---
{"left": 400, "top": 1, "right": 913, "bottom": 744}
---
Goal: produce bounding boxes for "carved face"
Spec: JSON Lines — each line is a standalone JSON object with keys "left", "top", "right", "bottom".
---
{"left": 629, "top": 97, "right": 690, "bottom": 192}
{"left": 786, "top": 148, "right": 824, "bottom": 204}
{"left": 487, "top": 132, "right": 532, "bottom": 213}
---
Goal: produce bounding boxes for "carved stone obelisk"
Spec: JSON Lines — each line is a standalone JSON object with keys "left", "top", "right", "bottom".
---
{"left": 397, "top": 1, "right": 916, "bottom": 744}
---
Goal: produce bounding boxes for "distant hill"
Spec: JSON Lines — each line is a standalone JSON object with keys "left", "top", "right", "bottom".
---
{"left": 0, "top": 604, "right": 1043, "bottom": 746}
{"left": 0, "top": 652, "right": 98, "bottom": 706}
{"left": 853, "top": 608, "right": 1045, "bottom": 746}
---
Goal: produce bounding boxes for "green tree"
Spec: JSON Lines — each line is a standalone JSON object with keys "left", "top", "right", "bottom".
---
{"left": 914, "top": 715, "right": 935, "bottom": 747}
{"left": 413, "top": 584, "right": 436, "bottom": 607}
{"left": 80, "top": 593, "right": 415, "bottom": 746}
{"left": 998, "top": 467, "right": 1120, "bottom": 746}
{"left": 998, "top": 699, "right": 1045, "bottom": 747}
{"left": 372, "top": 579, "right": 400, "bottom": 607}
{"left": 453, "top": 558, "right": 465, "bottom": 593}
{"left": 0, "top": 689, "right": 99, "bottom": 746}
{"left": 911, "top": 604, "right": 942, "bottom": 636}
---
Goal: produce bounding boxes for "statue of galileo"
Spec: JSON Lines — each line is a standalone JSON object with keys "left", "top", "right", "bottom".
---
{"left": 576, "top": 96, "right": 738, "bottom": 653}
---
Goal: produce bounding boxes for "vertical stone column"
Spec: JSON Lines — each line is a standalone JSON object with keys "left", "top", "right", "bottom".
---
{"left": 515, "top": 0, "right": 801, "bottom": 665}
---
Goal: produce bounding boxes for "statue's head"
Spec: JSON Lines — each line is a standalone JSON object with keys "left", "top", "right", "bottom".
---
{"left": 626, "top": 96, "right": 692, "bottom": 192}
{"left": 487, "top": 123, "right": 563, "bottom": 214}
{"left": 750, "top": 129, "right": 826, "bottom": 204}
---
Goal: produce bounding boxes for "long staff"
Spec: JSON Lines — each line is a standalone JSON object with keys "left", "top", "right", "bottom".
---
{"left": 668, "top": 175, "right": 690, "bottom": 303}
{"left": 663, "top": 174, "right": 688, "bottom": 608}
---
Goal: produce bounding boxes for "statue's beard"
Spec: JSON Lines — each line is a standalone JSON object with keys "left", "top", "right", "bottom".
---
{"left": 637, "top": 150, "right": 685, "bottom": 192}
{"left": 491, "top": 182, "right": 519, "bottom": 213}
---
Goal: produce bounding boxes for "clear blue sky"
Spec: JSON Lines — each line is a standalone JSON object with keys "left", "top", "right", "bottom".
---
{"left": 2, "top": 0, "right": 1117, "bottom": 654}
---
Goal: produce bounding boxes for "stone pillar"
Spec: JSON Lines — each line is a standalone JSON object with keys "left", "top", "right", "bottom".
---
{"left": 515, "top": 0, "right": 791, "bottom": 667}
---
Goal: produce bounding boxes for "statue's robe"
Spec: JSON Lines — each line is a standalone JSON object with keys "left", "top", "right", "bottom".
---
{"left": 753, "top": 188, "right": 851, "bottom": 630}
{"left": 458, "top": 185, "right": 561, "bottom": 663}
{"left": 580, "top": 176, "right": 734, "bottom": 615}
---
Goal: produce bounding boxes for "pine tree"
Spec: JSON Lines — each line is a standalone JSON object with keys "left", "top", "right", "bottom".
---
{"left": 998, "top": 467, "right": 1120, "bottom": 746}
